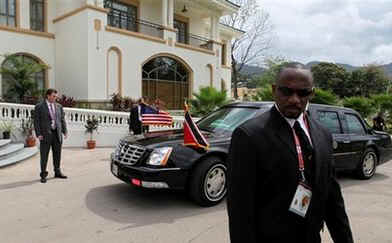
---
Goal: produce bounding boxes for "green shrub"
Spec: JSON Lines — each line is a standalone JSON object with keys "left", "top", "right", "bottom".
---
{"left": 343, "top": 96, "right": 374, "bottom": 118}
{"left": 252, "top": 85, "right": 273, "bottom": 101}
{"left": 311, "top": 88, "right": 338, "bottom": 105}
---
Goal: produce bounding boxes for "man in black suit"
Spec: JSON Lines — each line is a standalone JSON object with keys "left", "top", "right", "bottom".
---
{"left": 129, "top": 100, "right": 142, "bottom": 135}
{"left": 34, "top": 89, "right": 68, "bottom": 183}
{"left": 227, "top": 63, "right": 353, "bottom": 243}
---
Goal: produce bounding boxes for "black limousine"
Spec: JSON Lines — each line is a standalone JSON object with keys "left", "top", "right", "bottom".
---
{"left": 111, "top": 102, "right": 392, "bottom": 206}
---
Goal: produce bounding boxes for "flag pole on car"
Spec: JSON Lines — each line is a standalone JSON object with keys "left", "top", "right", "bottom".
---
{"left": 183, "top": 102, "right": 209, "bottom": 150}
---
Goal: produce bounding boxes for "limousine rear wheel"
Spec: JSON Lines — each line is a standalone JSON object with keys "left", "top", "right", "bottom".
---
{"left": 189, "top": 156, "right": 227, "bottom": 207}
{"left": 357, "top": 148, "right": 377, "bottom": 179}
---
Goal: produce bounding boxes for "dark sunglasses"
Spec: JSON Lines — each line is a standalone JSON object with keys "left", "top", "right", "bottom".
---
{"left": 277, "top": 86, "right": 314, "bottom": 97}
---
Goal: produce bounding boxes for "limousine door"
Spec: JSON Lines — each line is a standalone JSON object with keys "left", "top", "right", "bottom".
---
{"left": 343, "top": 113, "right": 369, "bottom": 168}
{"left": 314, "top": 110, "right": 353, "bottom": 170}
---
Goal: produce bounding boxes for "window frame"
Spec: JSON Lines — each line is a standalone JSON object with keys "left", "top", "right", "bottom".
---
{"left": 0, "top": 0, "right": 17, "bottom": 27}
{"left": 30, "top": 0, "right": 46, "bottom": 32}
{"left": 104, "top": 0, "right": 139, "bottom": 32}
{"left": 1, "top": 53, "right": 47, "bottom": 102}
{"left": 344, "top": 113, "right": 367, "bottom": 135}
{"left": 316, "top": 110, "right": 343, "bottom": 134}
{"left": 174, "top": 14, "right": 189, "bottom": 45}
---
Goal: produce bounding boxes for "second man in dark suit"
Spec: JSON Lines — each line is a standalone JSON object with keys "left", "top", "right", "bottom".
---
{"left": 227, "top": 63, "right": 354, "bottom": 242}
{"left": 34, "top": 89, "right": 68, "bottom": 183}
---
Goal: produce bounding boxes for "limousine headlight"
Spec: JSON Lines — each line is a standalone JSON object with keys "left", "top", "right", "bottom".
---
{"left": 146, "top": 147, "right": 173, "bottom": 166}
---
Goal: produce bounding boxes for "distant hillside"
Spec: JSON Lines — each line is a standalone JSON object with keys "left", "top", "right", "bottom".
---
{"left": 238, "top": 62, "right": 392, "bottom": 82}
{"left": 237, "top": 64, "right": 265, "bottom": 77}
{"left": 306, "top": 61, "right": 392, "bottom": 77}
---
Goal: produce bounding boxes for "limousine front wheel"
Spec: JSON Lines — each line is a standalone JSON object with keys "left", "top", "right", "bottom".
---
{"left": 189, "top": 156, "right": 227, "bottom": 207}
{"left": 357, "top": 148, "right": 377, "bottom": 179}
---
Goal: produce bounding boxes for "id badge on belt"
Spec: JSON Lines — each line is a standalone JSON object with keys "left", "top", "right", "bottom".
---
{"left": 289, "top": 182, "right": 312, "bottom": 218}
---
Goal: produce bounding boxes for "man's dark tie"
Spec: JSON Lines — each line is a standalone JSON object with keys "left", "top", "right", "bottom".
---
{"left": 293, "top": 121, "right": 314, "bottom": 184}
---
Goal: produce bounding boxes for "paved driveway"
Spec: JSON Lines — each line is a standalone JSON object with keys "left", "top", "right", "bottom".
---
{"left": 0, "top": 148, "right": 391, "bottom": 243}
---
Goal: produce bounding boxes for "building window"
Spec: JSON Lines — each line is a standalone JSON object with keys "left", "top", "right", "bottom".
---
{"left": 30, "top": 0, "right": 45, "bottom": 32}
{"left": 104, "top": 0, "right": 138, "bottom": 32}
{"left": 174, "top": 18, "right": 188, "bottom": 44}
{"left": 0, "top": 0, "right": 16, "bottom": 27}
{"left": 142, "top": 56, "right": 189, "bottom": 109}
{"left": 1, "top": 54, "right": 45, "bottom": 102}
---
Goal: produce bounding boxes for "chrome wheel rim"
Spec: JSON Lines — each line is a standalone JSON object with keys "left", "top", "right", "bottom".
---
{"left": 363, "top": 152, "right": 376, "bottom": 177}
{"left": 204, "top": 164, "right": 227, "bottom": 202}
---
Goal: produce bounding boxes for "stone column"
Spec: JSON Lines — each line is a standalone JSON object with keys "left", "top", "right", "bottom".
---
{"left": 210, "top": 15, "right": 219, "bottom": 41}
{"left": 161, "top": 0, "right": 168, "bottom": 26}
{"left": 168, "top": 0, "right": 174, "bottom": 28}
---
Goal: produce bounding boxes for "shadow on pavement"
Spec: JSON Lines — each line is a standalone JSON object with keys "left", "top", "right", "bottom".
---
{"left": 0, "top": 178, "right": 55, "bottom": 190}
{"left": 85, "top": 183, "right": 225, "bottom": 229}
{"left": 338, "top": 172, "right": 390, "bottom": 189}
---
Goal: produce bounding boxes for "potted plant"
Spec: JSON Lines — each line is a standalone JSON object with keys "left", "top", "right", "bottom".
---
{"left": 85, "top": 117, "right": 99, "bottom": 149}
{"left": 0, "top": 121, "right": 15, "bottom": 139}
{"left": 21, "top": 118, "right": 36, "bottom": 147}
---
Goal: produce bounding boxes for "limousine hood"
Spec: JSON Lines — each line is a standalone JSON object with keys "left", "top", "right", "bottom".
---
{"left": 121, "top": 129, "right": 228, "bottom": 149}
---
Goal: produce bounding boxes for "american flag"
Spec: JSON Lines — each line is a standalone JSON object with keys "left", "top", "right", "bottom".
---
{"left": 140, "top": 103, "right": 173, "bottom": 126}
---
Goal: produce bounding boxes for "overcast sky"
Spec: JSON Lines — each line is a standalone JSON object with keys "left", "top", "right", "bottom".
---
{"left": 258, "top": 0, "right": 392, "bottom": 66}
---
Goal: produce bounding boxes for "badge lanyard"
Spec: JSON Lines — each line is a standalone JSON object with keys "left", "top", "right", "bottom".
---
{"left": 291, "top": 115, "right": 310, "bottom": 183}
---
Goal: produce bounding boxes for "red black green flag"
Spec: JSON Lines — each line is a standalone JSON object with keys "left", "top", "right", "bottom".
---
{"left": 183, "top": 103, "right": 209, "bottom": 150}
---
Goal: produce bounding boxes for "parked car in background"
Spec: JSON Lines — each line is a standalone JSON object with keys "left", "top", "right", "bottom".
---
{"left": 110, "top": 102, "right": 392, "bottom": 206}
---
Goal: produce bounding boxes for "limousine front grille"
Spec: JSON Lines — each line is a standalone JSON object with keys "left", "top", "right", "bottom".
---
{"left": 115, "top": 142, "right": 146, "bottom": 166}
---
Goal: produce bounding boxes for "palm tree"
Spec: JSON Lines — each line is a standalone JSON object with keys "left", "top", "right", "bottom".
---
{"left": 189, "top": 86, "right": 230, "bottom": 116}
{"left": 0, "top": 54, "right": 48, "bottom": 103}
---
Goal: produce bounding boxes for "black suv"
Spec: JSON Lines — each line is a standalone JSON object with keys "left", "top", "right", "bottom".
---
{"left": 110, "top": 102, "right": 392, "bottom": 206}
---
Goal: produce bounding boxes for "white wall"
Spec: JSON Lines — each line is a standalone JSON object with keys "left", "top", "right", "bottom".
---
{"left": 47, "top": 0, "right": 57, "bottom": 33}
{"left": 0, "top": 0, "right": 234, "bottom": 102}
{"left": 103, "top": 30, "right": 221, "bottom": 99}
{"left": 55, "top": 11, "right": 89, "bottom": 99}
{"left": 87, "top": 9, "right": 108, "bottom": 101}
{"left": 19, "top": 0, "right": 30, "bottom": 29}
{"left": 140, "top": 0, "right": 162, "bottom": 24}
{"left": 55, "top": 0, "right": 85, "bottom": 17}
{"left": 107, "top": 49, "right": 120, "bottom": 98}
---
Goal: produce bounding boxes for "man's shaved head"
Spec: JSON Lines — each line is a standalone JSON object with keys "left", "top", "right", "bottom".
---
{"left": 272, "top": 62, "right": 315, "bottom": 118}
{"left": 276, "top": 62, "right": 314, "bottom": 86}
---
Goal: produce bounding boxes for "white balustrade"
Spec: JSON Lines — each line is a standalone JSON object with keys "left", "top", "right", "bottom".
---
{"left": 0, "top": 102, "right": 187, "bottom": 147}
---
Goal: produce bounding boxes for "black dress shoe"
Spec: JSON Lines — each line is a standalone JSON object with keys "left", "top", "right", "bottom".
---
{"left": 40, "top": 177, "right": 47, "bottom": 183}
{"left": 54, "top": 173, "right": 67, "bottom": 179}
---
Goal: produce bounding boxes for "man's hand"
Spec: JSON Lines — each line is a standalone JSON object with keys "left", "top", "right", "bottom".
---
{"left": 64, "top": 134, "right": 68, "bottom": 139}
{"left": 38, "top": 135, "right": 43, "bottom": 141}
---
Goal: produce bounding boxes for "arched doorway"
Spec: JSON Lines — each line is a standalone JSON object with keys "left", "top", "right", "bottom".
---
{"left": 1, "top": 53, "right": 46, "bottom": 102}
{"left": 142, "top": 56, "right": 190, "bottom": 110}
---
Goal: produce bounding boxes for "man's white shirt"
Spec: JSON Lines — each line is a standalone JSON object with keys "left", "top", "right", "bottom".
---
{"left": 275, "top": 104, "right": 313, "bottom": 146}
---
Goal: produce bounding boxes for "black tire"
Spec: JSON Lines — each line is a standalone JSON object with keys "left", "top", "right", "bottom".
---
{"left": 189, "top": 156, "right": 227, "bottom": 207}
{"left": 356, "top": 148, "right": 377, "bottom": 179}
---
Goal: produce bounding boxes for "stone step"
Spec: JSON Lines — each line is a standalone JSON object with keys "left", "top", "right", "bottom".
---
{"left": 0, "top": 139, "right": 11, "bottom": 148}
{"left": 0, "top": 143, "right": 24, "bottom": 158}
{"left": 0, "top": 147, "right": 38, "bottom": 168}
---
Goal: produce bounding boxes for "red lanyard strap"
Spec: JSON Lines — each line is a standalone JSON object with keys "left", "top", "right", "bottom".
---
{"left": 292, "top": 117, "right": 310, "bottom": 182}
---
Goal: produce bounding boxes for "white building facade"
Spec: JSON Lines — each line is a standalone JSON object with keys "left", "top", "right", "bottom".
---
{"left": 0, "top": 0, "right": 241, "bottom": 109}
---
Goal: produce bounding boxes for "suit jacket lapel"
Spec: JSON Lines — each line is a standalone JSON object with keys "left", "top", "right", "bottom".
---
{"left": 270, "top": 106, "right": 297, "bottom": 158}
{"left": 307, "top": 116, "right": 322, "bottom": 186}
{"left": 43, "top": 101, "right": 50, "bottom": 119}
